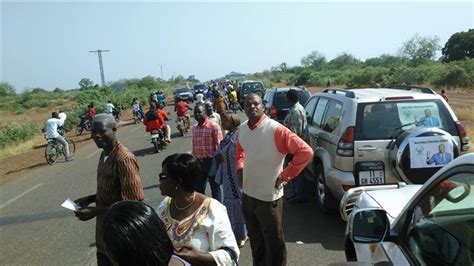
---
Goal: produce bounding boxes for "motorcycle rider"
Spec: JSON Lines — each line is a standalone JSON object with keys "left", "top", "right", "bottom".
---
{"left": 156, "top": 103, "right": 172, "bottom": 143}
{"left": 143, "top": 103, "right": 167, "bottom": 143}
{"left": 88, "top": 102, "right": 95, "bottom": 123}
{"left": 131, "top": 98, "right": 144, "bottom": 120}
{"left": 174, "top": 96, "right": 192, "bottom": 129}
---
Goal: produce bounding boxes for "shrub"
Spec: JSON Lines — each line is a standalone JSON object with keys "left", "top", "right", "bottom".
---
{"left": 0, "top": 123, "right": 40, "bottom": 148}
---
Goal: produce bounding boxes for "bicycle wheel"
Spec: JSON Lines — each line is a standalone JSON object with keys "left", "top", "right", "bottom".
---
{"left": 45, "top": 143, "right": 59, "bottom": 165}
{"left": 66, "top": 139, "right": 76, "bottom": 156}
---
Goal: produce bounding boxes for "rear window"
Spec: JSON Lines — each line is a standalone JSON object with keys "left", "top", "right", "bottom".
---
{"left": 273, "top": 91, "right": 310, "bottom": 109}
{"left": 355, "top": 99, "right": 457, "bottom": 140}
{"left": 242, "top": 83, "right": 263, "bottom": 92}
{"left": 175, "top": 88, "right": 191, "bottom": 93}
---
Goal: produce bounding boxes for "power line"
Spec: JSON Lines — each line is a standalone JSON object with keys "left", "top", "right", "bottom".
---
{"left": 89, "top": 49, "right": 110, "bottom": 86}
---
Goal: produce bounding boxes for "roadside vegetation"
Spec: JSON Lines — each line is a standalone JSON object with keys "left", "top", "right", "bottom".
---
{"left": 247, "top": 31, "right": 474, "bottom": 90}
{"left": 0, "top": 76, "right": 189, "bottom": 155}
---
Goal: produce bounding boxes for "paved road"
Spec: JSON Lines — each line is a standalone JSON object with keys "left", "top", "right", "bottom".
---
{"left": 0, "top": 107, "right": 346, "bottom": 265}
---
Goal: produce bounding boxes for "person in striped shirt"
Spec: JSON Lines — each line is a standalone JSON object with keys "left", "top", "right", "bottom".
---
{"left": 74, "top": 114, "right": 144, "bottom": 266}
{"left": 192, "top": 103, "right": 223, "bottom": 202}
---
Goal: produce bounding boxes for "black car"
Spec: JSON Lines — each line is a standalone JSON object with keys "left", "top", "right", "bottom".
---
{"left": 193, "top": 84, "right": 207, "bottom": 99}
{"left": 239, "top": 81, "right": 266, "bottom": 105}
{"left": 173, "top": 87, "right": 194, "bottom": 103}
{"left": 263, "top": 87, "right": 311, "bottom": 123}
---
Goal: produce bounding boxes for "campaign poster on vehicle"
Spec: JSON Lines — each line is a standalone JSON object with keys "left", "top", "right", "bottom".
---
{"left": 397, "top": 102, "right": 443, "bottom": 128}
{"left": 409, "top": 136, "right": 453, "bottom": 168}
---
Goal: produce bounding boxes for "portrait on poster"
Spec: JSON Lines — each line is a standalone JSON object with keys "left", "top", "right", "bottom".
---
{"left": 409, "top": 136, "right": 453, "bottom": 168}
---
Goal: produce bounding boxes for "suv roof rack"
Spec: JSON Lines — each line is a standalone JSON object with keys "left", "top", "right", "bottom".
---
{"left": 323, "top": 88, "right": 356, "bottom": 98}
{"left": 385, "top": 85, "right": 436, "bottom": 95}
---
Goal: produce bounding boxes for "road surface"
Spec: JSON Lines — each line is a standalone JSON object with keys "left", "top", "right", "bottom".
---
{"left": 0, "top": 107, "right": 347, "bottom": 265}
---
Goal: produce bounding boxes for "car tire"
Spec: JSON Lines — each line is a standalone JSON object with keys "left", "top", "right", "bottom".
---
{"left": 315, "top": 163, "right": 337, "bottom": 213}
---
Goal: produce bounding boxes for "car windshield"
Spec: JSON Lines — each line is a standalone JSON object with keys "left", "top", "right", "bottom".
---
{"left": 274, "top": 90, "right": 310, "bottom": 109}
{"left": 194, "top": 85, "right": 206, "bottom": 90}
{"left": 355, "top": 99, "right": 457, "bottom": 140}
{"left": 175, "top": 88, "right": 191, "bottom": 93}
{"left": 242, "top": 83, "right": 263, "bottom": 92}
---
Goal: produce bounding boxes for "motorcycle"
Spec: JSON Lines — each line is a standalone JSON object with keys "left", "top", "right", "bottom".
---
{"left": 133, "top": 108, "right": 144, "bottom": 124}
{"left": 112, "top": 105, "right": 122, "bottom": 122}
{"left": 176, "top": 116, "right": 190, "bottom": 136}
{"left": 150, "top": 129, "right": 166, "bottom": 153}
{"left": 76, "top": 115, "right": 91, "bottom": 136}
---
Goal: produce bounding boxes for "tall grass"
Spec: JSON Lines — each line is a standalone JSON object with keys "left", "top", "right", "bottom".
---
{"left": 0, "top": 123, "right": 41, "bottom": 148}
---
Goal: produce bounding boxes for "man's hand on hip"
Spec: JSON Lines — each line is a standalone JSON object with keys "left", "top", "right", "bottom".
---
{"left": 275, "top": 175, "right": 287, "bottom": 189}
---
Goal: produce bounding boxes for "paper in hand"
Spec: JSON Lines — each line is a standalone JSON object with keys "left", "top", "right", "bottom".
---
{"left": 61, "top": 198, "right": 80, "bottom": 211}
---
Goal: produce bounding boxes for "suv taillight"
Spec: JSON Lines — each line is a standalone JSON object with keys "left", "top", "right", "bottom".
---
{"left": 456, "top": 121, "right": 470, "bottom": 151}
{"left": 337, "top": 126, "right": 355, "bottom": 156}
{"left": 269, "top": 105, "right": 278, "bottom": 119}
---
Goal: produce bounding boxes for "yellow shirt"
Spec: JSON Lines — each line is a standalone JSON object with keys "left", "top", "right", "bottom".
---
{"left": 230, "top": 91, "right": 238, "bottom": 102}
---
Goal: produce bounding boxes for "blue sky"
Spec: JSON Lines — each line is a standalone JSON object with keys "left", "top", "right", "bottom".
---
{"left": 2, "top": 1, "right": 473, "bottom": 92}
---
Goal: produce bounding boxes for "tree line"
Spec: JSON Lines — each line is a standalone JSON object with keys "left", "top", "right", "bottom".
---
{"left": 250, "top": 30, "right": 473, "bottom": 89}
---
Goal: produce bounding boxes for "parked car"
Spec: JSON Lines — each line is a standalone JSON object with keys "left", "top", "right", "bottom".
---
{"left": 239, "top": 81, "right": 265, "bottom": 105}
{"left": 173, "top": 87, "right": 194, "bottom": 103}
{"left": 340, "top": 152, "right": 473, "bottom": 265}
{"left": 263, "top": 87, "right": 311, "bottom": 123}
{"left": 303, "top": 86, "right": 470, "bottom": 213}
{"left": 193, "top": 83, "right": 207, "bottom": 99}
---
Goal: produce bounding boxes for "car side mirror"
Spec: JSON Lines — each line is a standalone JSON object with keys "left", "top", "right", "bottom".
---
{"left": 350, "top": 209, "right": 389, "bottom": 243}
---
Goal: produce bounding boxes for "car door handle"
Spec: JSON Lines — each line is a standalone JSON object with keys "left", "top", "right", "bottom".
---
{"left": 357, "top": 146, "right": 377, "bottom": 151}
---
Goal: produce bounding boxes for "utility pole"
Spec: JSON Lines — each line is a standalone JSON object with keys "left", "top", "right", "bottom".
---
{"left": 158, "top": 64, "right": 165, "bottom": 80}
{"left": 89, "top": 49, "right": 110, "bottom": 86}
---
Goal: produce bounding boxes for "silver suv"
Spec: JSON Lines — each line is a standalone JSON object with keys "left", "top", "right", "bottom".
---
{"left": 304, "top": 87, "right": 470, "bottom": 212}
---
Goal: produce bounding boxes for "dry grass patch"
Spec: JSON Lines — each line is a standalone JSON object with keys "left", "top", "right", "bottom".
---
{"left": 0, "top": 135, "right": 46, "bottom": 159}
{"left": 452, "top": 106, "right": 474, "bottom": 121}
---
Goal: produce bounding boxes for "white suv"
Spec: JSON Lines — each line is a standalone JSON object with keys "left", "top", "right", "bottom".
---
{"left": 304, "top": 87, "right": 470, "bottom": 212}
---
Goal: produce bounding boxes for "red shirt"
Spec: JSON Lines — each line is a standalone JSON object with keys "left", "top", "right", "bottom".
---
{"left": 143, "top": 111, "right": 165, "bottom": 132}
{"left": 175, "top": 101, "right": 190, "bottom": 116}
{"left": 88, "top": 107, "right": 95, "bottom": 121}
{"left": 192, "top": 119, "right": 223, "bottom": 159}
{"left": 158, "top": 109, "right": 170, "bottom": 120}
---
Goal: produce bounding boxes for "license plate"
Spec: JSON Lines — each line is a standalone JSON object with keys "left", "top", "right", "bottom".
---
{"left": 151, "top": 134, "right": 159, "bottom": 138}
{"left": 359, "top": 171, "right": 385, "bottom": 185}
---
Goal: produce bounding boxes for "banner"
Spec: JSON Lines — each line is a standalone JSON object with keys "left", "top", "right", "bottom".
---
{"left": 409, "top": 136, "right": 453, "bottom": 168}
{"left": 397, "top": 102, "right": 443, "bottom": 128}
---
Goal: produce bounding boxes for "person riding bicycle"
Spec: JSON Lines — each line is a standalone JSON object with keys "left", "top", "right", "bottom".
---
{"left": 174, "top": 96, "right": 192, "bottom": 128}
{"left": 143, "top": 104, "right": 167, "bottom": 140}
{"left": 45, "top": 112, "right": 73, "bottom": 162}
{"left": 131, "top": 98, "right": 144, "bottom": 119}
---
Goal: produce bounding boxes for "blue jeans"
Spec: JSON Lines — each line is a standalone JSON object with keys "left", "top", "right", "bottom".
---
{"left": 196, "top": 157, "right": 222, "bottom": 202}
{"left": 285, "top": 155, "right": 305, "bottom": 200}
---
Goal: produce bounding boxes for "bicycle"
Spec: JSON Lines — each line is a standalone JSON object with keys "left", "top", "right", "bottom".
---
{"left": 44, "top": 136, "right": 76, "bottom": 165}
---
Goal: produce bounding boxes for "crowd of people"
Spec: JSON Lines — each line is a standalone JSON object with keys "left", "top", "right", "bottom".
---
{"left": 42, "top": 84, "right": 312, "bottom": 265}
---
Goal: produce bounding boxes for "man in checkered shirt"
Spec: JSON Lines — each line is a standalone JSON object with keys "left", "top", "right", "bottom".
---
{"left": 192, "top": 103, "right": 224, "bottom": 202}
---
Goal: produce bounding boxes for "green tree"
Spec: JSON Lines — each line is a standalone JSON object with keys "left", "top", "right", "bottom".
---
{"left": 398, "top": 34, "right": 441, "bottom": 66}
{"left": 442, "top": 29, "right": 474, "bottom": 62}
{"left": 0, "top": 82, "right": 15, "bottom": 96}
{"left": 301, "top": 51, "right": 326, "bottom": 70}
{"left": 327, "top": 53, "right": 360, "bottom": 69}
{"left": 364, "top": 54, "right": 407, "bottom": 68}
{"left": 79, "top": 78, "right": 94, "bottom": 90}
